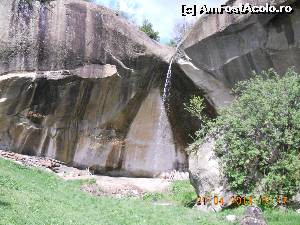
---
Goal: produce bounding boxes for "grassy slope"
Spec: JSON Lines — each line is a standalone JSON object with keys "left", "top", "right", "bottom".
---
{"left": 0, "top": 159, "right": 299, "bottom": 225}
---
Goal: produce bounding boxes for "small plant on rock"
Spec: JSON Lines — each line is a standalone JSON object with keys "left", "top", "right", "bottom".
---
{"left": 139, "top": 19, "right": 160, "bottom": 41}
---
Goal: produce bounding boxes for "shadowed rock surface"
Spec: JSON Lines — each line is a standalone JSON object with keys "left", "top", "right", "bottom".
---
{"left": 0, "top": 0, "right": 213, "bottom": 177}
{"left": 181, "top": 0, "right": 300, "bottom": 109}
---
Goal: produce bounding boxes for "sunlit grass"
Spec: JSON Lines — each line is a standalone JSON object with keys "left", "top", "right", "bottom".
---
{"left": 0, "top": 159, "right": 299, "bottom": 225}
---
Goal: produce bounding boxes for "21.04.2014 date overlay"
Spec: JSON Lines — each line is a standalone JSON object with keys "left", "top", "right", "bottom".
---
{"left": 196, "top": 195, "right": 288, "bottom": 206}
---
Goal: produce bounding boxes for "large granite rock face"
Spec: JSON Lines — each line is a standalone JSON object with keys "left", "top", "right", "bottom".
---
{"left": 0, "top": 0, "right": 213, "bottom": 177}
{"left": 181, "top": 0, "right": 300, "bottom": 109}
{"left": 0, "top": 0, "right": 171, "bottom": 73}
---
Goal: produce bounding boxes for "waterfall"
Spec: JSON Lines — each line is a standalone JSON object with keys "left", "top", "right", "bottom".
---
{"left": 161, "top": 43, "right": 182, "bottom": 106}
{"left": 157, "top": 55, "right": 176, "bottom": 135}
{"left": 152, "top": 45, "right": 181, "bottom": 172}
{"left": 161, "top": 56, "right": 174, "bottom": 106}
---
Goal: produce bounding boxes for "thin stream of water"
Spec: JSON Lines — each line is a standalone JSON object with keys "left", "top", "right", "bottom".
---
{"left": 153, "top": 45, "right": 182, "bottom": 171}
{"left": 161, "top": 43, "right": 182, "bottom": 106}
{"left": 161, "top": 56, "right": 175, "bottom": 104}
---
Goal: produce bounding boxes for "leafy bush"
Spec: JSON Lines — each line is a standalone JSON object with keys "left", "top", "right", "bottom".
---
{"left": 139, "top": 20, "right": 160, "bottom": 41}
{"left": 184, "top": 95, "right": 206, "bottom": 121}
{"left": 187, "top": 68, "right": 300, "bottom": 199}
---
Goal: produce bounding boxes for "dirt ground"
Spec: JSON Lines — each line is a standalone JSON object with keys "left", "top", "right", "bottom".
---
{"left": 0, "top": 150, "right": 188, "bottom": 198}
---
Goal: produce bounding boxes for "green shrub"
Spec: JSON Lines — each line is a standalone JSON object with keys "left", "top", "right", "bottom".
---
{"left": 188, "top": 68, "right": 300, "bottom": 199}
{"left": 139, "top": 19, "right": 160, "bottom": 41}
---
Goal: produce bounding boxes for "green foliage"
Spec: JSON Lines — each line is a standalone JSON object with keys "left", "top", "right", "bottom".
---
{"left": 184, "top": 95, "right": 206, "bottom": 121}
{"left": 139, "top": 19, "right": 160, "bottom": 41}
{"left": 184, "top": 95, "right": 213, "bottom": 153}
{"left": 187, "top": 68, "right": 300, "bottom": 200}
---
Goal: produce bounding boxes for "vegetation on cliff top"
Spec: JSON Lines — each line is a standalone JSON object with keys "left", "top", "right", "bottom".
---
{"left": 139, "top": 19, "right": 160, "bottom": 41}
{"left": 187, "top": 68, "right": 300, "bottom": 201}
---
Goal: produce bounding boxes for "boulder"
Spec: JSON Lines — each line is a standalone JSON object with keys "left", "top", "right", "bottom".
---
{"left": 240, "top": 206, "right": 268, "bottom": 225}
{"left": 189, "top": 139, "right": 222, "bottom": 195}
{"left": 291, "top": 189, "right": 300, "bottom": 208}
{"left": 189, "top": 138, "right": 232, "bottom": 212}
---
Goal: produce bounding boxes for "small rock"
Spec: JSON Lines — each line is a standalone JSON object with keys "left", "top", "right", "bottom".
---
{"left": 240, "top": 206, "right": 267, "bottom": 225}
{"left": 226, "top": 215, "right": 237, "bottom": 222}
{"left": 158, "top": 170, "right": 189, "bottom": 181}
{"left": 296, "top": 209, "right": 300, "bottom": 214}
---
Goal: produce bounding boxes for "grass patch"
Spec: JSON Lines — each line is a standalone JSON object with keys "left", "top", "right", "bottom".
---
{"left": 0, "top": 159, "right": 299, "bottom": 225}
{"left": 171, "top": 180, "right": 197, "bottom": 207}
{"left": 143, "top": 180, "right": 197, "bottom": 207}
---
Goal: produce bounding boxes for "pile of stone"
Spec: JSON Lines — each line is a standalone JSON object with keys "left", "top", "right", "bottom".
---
{"left": 0, "top": 150, "right": 63, "bottom": 172}
{"left": 158, "top": 170, "right": 189, "bottom": 181}
{"left": 81, "top": 183, "right": 144, "bottom": 199}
